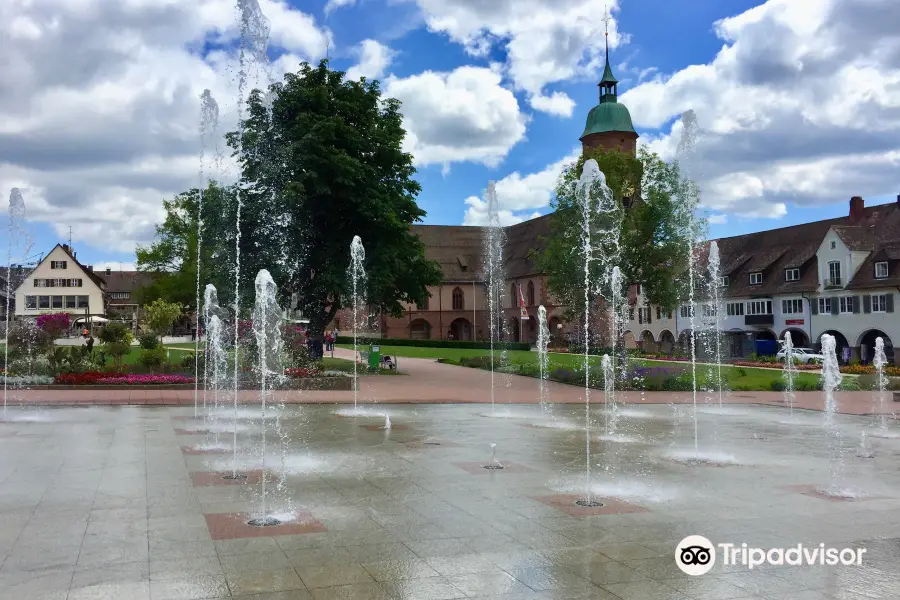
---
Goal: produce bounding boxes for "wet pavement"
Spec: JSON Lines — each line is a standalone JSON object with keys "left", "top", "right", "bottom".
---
{"left": 1, "top": 401, "right": 900, "bottom": 599}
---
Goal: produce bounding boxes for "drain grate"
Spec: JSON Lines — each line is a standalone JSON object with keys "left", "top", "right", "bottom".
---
{"left": 575, "top": 500, "right": 603, "bottom": 507}
{"left": 222, "top": 474, "right": 248, "bottom": 480}
{"left": 423, "top": 442, "right": 441, "bottom": 446}
{"left": 247, "top": 517, "right": 281, "bottom": 527}
{"left": 482, "top": 464, "right": 504, "bottom": 470}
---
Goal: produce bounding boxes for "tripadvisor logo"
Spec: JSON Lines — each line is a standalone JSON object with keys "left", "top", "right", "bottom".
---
{"left": 676, "top": 536, "right": 867, "bottom": 576}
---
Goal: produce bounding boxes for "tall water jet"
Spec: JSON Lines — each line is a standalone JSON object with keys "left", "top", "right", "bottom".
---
{"left": 206, "top": 314, "right": 228, "bottom": 447}
{"left": 602, "top": 354, "right": 616, "bottom": 436}
{"left": 782, "top": 331, "right": 797, "bottom": 415}
{"left": 4, "top": 188, "right": 29, "bottom": 418}
{"left": 482, "top": 182, "right": 507, "bottom": 414}
{"left": 249, "top": 269, "right": 284, "bottom": 526}
{"left": 820, "top": 334, "right": 845, "bottom": 496}
{"left": 232, "top": 0, "right": 272, "bottom": 447}
{"left": 873, "top": 337, "right": 889, "bottom": 432}
{"left": 195, "top": 90, "right": 220, "bottom": 418}
{"left": 348, "top": 236, "right": 367, "bottom": 411}
{"left": 574, "top": 159, "right": 621, "bottom": 507}
{"left": 537, "top": 305, "right": 550, "bottom": 413}
{"left": 675, "top": 110, "right": 703, "bottom": 455}
{"left": 202, "top": 285, "right": 220, "bottom": 419}
{"left": 705, "top": 241, "right": 724, "bottom": 408}
{"left": 607, "top": 266, "right": 625, "bottom": 414}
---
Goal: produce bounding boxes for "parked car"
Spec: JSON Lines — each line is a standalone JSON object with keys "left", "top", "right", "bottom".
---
{"left": 776, "top": 347, "right": 824, "bottom": 364}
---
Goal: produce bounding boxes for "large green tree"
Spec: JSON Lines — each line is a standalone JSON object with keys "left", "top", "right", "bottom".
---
{"left": 225, "top": 61, "right": 443, "bottom": 337}
{"left": 135, "top": 183, "right": 232, "bottom": 310}
{"left": 536, "top": 147, "right": 698, "bottom": 314}
{"left": 141, "top": 60, "right": 441, "bottom": 339}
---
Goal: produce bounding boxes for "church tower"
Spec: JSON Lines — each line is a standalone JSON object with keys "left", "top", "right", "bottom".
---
{"left": 579, "top": 14, "right": 638, "bottom": 156}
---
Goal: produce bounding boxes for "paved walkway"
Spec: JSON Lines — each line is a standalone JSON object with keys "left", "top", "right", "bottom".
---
{"left": 3, "top": 348, "right": 896, "bottom": 416}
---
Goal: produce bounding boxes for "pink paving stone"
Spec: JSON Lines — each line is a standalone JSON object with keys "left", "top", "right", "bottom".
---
{"left": 181, "top": 445, "right": 231, "bottom": 455}
{"left": 785, "top": 484, "right": 879, "bottom": 502}
{"left": 190, "top": 469, "right": 274, "bottom": 487}
{"left": 361, "top": 423, "right": 410, "bottom": 431}
{"left": 452, "top": 461, "right": 536, "bottom": 474}
{"left": 204, "top": 511, "right": 327, "bottom": 540}
{"left": 532, "top": 493, "right": 649, "bottom": 517}
{"left": 405, "top": 439, "right": 462, "bottom": 449}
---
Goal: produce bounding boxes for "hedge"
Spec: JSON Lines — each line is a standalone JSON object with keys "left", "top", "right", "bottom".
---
{"left": 335, "top": 336, "right": 531, "bottom": 351}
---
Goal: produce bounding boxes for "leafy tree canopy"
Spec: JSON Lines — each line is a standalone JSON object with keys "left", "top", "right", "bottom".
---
{"left": 537, "top": 147, "right": 699, "bottom": 313}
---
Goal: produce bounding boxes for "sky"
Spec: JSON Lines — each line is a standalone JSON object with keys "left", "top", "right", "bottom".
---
{"left": 2, "top": 0, "right": 899, "bottom": 271}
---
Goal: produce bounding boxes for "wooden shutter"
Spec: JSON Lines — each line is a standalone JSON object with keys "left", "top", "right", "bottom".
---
{"left": 888, "top": 293, "right": 895, "bottom": 313}
{"left": 811, "top": 299, "right": 818, "bottom": 315}
{"left": 853, "top": 296, "right": 860, "bottom": 314}
{"left": 830, "top": 300, "right": 839, "bottom": 315}
{"left": 863, "top": 295, "right": 871, "bottom": 313}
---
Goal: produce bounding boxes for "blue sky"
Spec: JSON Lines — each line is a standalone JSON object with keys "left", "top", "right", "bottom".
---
{"left": 3, "top": 0, "right": 898, "bottom": 269}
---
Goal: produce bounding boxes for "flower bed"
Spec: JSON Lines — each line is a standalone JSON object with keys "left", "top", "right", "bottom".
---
{"left": 285, "top": 367, "right": 320, "bottom": 378}
{"left": 54, "top": 371, "right": 125, "bottom": 385}
{"left": 96, "top": 374, "right": 194, "bottom": 385}
{"left": 840, "top": 364, "right": 900, "bottom": 376}
{"left": 732, "top": 361, "right": 820, "bottom": 371}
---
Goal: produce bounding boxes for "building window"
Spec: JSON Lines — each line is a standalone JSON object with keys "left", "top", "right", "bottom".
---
{"left": 785, "top": 268, "right": 800, "bottom": 282}
{"left": 628, "top": 308, "right": 635, "bottom": 321}
{"left": 726, "top": 302, "right": 744, "bottom": 316}
{"left": 749, "top": 272, "right": 762, "bottom": 285}
{"left": 635, "top": 283, "right": 642, "bottom": 296}
{"left": 65, "top": 296, "right": 76, "bottom": 308}
{"left": 817, "top": 297, "right": 832, "bottom": 314}
{"left": 702, "top": 304, "right": 717, "bottom": 317}
{"left": 452, "top": 287, "right": 464, "bottom": 310}
{"left": 637, "top": 307, "right": 651, "bottom": 324}
{"left": 25, "top": 296, "right": 36, "bottom": 309}
{"left": 718, "top": 276, "right": 729, "bottom": 287}
{"left": 77, "top": 296, "right": 89, "bottom": 309}
{"left": 53, "top": 278, "right": 67, "bottom": 287}
{"left": 50, "top": 260, "right": 67, "bottom": 269}
{"left": 830, "top": 241, "right": 836, "bottom": 249}
{"left": 38, "top": 296, "right": 50, "bottom": 309}
{"left": 527, "top": 281, "right": 535, "bottom": 306}
{"left": 34, "top": 278, "right": 47, "bottom": 288}
{"left": 782, "top": 298, "right": 803, "bottom": 314}
{"left": 661, "top": 308, "right": 672, "bottom": 319}
{"left": 71, "top": 279, "right": 83, "bottom": 287}
{"left": 839, "top": 296, "right": 855, "bottom": 314}
{"left": 747, "top": 300, "right": 772, "bottom": 315}
{"left": 109, "top": 292, "right": 131, "bottom": 300}
{"left": 416, "top": 295, "right": 429, "bottom": 311}
{"left": 828, "top": 261, "right": 841, "bottom": 286}
{"left": 875, "top": 261, "right": 888, "bottom": 279}
{"left": 680, "top": 305, "right": 694, "bottom": 318}
{"left": 51, "top": 295, "right": 63, "bottom": 309}
{"left": 872, "top": 294, "right": 887, "bottom": 313}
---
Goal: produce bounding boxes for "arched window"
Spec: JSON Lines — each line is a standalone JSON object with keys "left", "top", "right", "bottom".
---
{"left": 527, "top": 281, "right": 535, "bottom": 306}
{"left": 452, "top": 287, "right": 464, "bottom": 310}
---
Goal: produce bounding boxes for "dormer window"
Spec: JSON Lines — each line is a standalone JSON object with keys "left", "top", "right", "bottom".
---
{"left": 875, "top": 261, "right": 888, "bottom": 279}
{"left": 785, "top": 268, "right": 800, "bottom": 282}
{"left": 718, "top": 276, "right": 729, "bottom": 287}
{"left": 749, "top": 272, "right": 762, "bottom": 285}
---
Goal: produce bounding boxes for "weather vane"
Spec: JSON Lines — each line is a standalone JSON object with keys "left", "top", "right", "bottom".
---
{"left": 602, "top": 4, "right": 612, "bottom": 37}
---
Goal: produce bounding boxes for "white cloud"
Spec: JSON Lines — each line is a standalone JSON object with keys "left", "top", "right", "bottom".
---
{"left": 346, "top": 40, "right": 396, "bottom": 81}
{"left": 529, "top": 92, "right": 576, "bottom": 118}
{"left": 707, "top": 214, "right": 728, "bottom": 225}
{"left": 462, "top": 147, "right": 580, "bottom": 225}
{"left": 0, "top": 0, "right": 330, "bottom": 254}
{"left": 385, "top": 66, "right": 527, "bottom": 167}
{"left": 413, "top": 0, "right": 626, "bottom": 116}
{"left": 622, "top": 0, "right": 900, "bottom": 219}
{"left": 325, "top": 0, "right": 357, "bottom": 15}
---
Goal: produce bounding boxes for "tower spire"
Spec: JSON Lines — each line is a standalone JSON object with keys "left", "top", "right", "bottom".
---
{"left": 598, "top": 4, "right": 618, "bottom": 102}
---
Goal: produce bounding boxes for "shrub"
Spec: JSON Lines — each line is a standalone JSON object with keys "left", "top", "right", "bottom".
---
{"left": 96, "top": 374, "right": 193, "bottom": 385}
{"left": 139, "top": 346, "right": 167, "bottom": 370}
{"left": 142, "top": 299, "right": 182, "bottom": 339}
{"left": 138, "top": 334, "right": 160, "bottom": 350}
{"left": 769, "top": 380, "right": 786, "bottom": 392}
{"left": 36, "top": 312, "right": 71, "bottom": 339}
{"left": 458, "top": 356, "right": 494, "bottom": 370}
{"left": 795, "top": 380, "right": 818, "bottom": 391}
{"left": 735, "top": 367, "right": 747, "bottom": 377}
{"left": 99, "top": 323, "right": 133, "bottom": 370}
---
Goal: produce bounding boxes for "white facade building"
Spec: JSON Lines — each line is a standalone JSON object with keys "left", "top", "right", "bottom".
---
{"left": 14, "top": 244, "right": 106, "bottom": 319}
